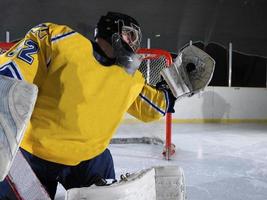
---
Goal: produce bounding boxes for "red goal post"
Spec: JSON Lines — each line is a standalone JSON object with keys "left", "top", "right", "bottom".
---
{"left": 137, "top": 48, "right": 174, "bottom": 160}
{"left": 0, "top": 42, "right": 15, "bottom": 54}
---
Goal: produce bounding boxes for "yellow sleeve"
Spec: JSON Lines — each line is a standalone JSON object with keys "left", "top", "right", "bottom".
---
{"left": 127, "top": 84, "right": 168, "bottom": 122}
{"left": 0, "top": 23, "right": 74, "bottom": 86}
{"left": 0, "top": 23, "right": 52, "bottom": 84}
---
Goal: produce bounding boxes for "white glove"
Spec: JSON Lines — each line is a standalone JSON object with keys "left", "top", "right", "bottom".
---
{"left": 160, "top": 45, "right": 215, "bottom": 98}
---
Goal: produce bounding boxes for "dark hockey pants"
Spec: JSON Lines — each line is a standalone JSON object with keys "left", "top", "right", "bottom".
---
{"left": 0, "top": 148, "right": 115, "bottom": 200}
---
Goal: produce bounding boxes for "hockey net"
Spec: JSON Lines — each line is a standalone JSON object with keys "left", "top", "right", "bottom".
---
{"left": 111, "top": 48, "right": 175, "bottom": 160}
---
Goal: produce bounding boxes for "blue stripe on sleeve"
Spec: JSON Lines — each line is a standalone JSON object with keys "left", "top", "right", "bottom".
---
{"left": 162, "top": 89, "right": 170, "bottom": 113}
{"left": 51, "top": 31, "right": 76, "bottom": 42}
{"left": 139, "top": 93, "right": 166, "bottom": 115}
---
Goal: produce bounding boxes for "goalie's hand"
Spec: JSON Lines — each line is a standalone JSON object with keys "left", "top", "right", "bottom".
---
{"left": 112, "top": 33, "right": 141, "bottom": 75}
{"left": 156, "top": 81, "right": 177, "bottom": 113}
{"left": 160, "top": 45, "right": 215, "bottom": 98}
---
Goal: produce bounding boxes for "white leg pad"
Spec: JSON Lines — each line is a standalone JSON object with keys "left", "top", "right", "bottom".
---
{"left": 65, "top": 168, "right": 156, "bottom": 200}
{"left": 65, "top": 166, "right": 186, "bottom": 200}
{"left": 0, "top": 75, "right": 38, "bottom": 181}
{"left": 155, "top": 166, "right": 186, "bottom": 200}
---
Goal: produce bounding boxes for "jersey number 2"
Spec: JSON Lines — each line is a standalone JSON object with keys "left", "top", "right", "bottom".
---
{"left": 18, "top": 40, "right": 39, "bottom": 64}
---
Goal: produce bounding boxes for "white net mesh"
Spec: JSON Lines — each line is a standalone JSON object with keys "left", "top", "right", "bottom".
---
{"left": 138, "top": 56, "right": 169, "bottom": 86}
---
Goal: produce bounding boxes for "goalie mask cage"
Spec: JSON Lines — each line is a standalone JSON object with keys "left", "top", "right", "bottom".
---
{"left": 111, "top": 48, "right": 174, "bottom": 159}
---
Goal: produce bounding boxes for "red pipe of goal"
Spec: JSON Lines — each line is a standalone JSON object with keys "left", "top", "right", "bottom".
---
{"left": 166, "top": 112, "right": 172, "bottom": 160}
{"left": 0, "top": 42, "right": 15, "bottom": 50}
{"left": 164, "top": 51, "right": 173, "bottom": 161}
{"left": 138, "top": 48, "right": 174, "bottom": 160}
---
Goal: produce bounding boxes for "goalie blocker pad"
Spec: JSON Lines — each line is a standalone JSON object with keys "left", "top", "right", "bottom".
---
{"left": 160, "top": 45, "right": 215, "bottom": 98}
{"left": 65, "top": 165, "right": 186, "bottom": 200}
{"left": 0, "top": 75, "right": 38, "bottom": 181}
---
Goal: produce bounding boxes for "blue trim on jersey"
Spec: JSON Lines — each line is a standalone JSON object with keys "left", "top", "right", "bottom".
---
{"left": 0, "top": 62, "right": 23, "bottom": 80}
{"left": 139, "top": 93, "right": 165, "bottom": 115}
{"left": 18, "top": 39, "right": 39, "bottom": 64}
{"left": 51, "top": 31, "right": 76, "bottom": 42}
{"left": 162, "top": 89, "right": 169, "bottom": 114}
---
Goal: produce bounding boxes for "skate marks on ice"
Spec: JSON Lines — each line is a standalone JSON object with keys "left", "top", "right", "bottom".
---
{"left": 112, "top": 123, "right": 267, "bottom": 200}
{"left": 56, "top": 123, "right": 267, "bottom": 200}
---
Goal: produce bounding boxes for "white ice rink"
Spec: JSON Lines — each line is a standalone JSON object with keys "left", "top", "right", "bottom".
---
{"left": 55, "top": 122, "right": 267, "bottom": 200}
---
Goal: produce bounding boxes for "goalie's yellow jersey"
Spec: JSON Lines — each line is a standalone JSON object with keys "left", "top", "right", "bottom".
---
{"left": 0, "top": 23, "right": 168, "bottom": 165}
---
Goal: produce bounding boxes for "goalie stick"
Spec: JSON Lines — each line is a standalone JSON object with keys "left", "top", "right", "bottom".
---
{"left": 6, "top": 150, "right": 51, "bottom": 200}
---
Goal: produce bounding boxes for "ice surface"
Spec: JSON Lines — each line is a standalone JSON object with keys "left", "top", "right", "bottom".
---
{"left": 55, "top": 122, "right": 267, "bottom": 200}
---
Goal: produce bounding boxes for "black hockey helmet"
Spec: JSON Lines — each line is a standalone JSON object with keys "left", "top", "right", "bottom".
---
{"left": 95, "top": 12, "right": 142, "bottom": 52}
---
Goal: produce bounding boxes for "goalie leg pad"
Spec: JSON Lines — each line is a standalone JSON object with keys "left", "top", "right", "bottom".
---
{"left": 65, "top": 165, "right": 186, "bottom": 200}
{"left": 0, "top": 75, "right": 38, "bottom": 181}
{"left": 155, "top": 166, "right": 186, "bottom": 200}
{"left": 66, "top": 168, "right": 156, "bottom": 200}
